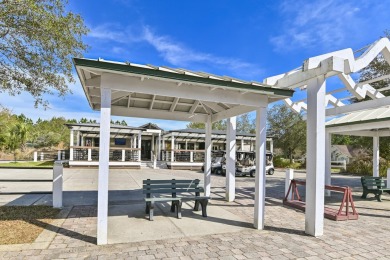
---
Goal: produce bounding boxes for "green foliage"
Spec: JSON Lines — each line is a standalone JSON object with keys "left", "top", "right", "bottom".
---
{"left": 273, "top": 156, "right": 303, "bottom": 169}
{"left": 0, "top": 0, "right": 89, "bottom": 107}
{"left": 186, "top": 120, "right": 227, "bottom": 130}
{"left": 267, "top": 104, "right": 306, "bottom": 162}
{"left": 346, "top": 156, "right": 390, "bottom": 177}
{"left": 31, "top": 117, "right": 70, "bottom": 148}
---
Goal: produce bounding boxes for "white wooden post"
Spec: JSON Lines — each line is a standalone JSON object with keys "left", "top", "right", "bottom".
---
{"left": 325, "top": 132, "right": 331, "bottom": 197}
{"left": 240, "top": 138, "right": 244, "bottom": 151}
{"left": 185, "top": 140, "right": 188, "bottom": 150}
{"left": 76, "top": 131, "right": 80, "bottom": 146}
{"left": 171, "top": 134, "right": 175, "bottom": 162}
{"left": 387, "top": 169, "right": 390, "bottom": 188}
{"left": 88, "top": 148, "right": 92, "bottom": 161}
{"left": 138, "top": 131, "right": 142, "bottom": 162}
{"left": 270, "top": 139, "right": 274, "bottom": 154}
{"left": 52, "top": 162, "right": 63, "bottom": 208}
{"left": 97, "top": 87, "right": 111, "bottom": 245}
{"left": 157, "top": 133, "right": 161, "bottom": 160}
{"left": 40, "top": 152, "right": 44, "bottom": 161}
{"left": 153, "top": 154, "right": 157, "bottom": 169}
{"left": 122, "top": 149, "right": 125, "bottom": 162}
{"left": 33, "top": 151, "right": 38, "bottom": 162}
{"left": 373, "top": 133, "right": 380, "bottom": 177}
{"left": 204, "top": 116, "right": 212, "bottom": 196}
{"left": 254, "top": 107, "right": 267, "bottom": 229}
{"left": 285, "top": 168, "right": 294, "bottom": 200}
{"left": 81, "top": 135, "right": 85, "bottom": 146}
{"left": 226, "top": 116, "right": 236, "bottom": 202}
{"left": 57, "top": 151, "right": 61, "bottom": 160}
{"left": 70, "top": 130, "right": 74, "bottom": 161}
{"left": 306, "top": 76, "right": 326, "bottom": 237}
{"left": 151, "top": 135, "right": 155, "bottom": 161}
{"left": 190, "top": 151, "right": 194, "bottom": 162}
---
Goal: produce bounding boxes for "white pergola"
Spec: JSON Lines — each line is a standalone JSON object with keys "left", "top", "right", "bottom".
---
{"left": 264, "top": 37, "right": 390, "bottom": 237}
{"left": 74, "top": 58, "right": 293, "bottom": 244}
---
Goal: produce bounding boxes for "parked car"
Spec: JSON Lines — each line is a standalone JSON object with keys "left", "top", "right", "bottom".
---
{"left": 201, "top": 151, "right": 225, "bottom": 174}
{"left": 222, "top": 151, "right": 274, "bottom": 177}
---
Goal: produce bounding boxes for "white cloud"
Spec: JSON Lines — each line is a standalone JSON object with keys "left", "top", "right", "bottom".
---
{"left": 270, "top": 0, "right": 367, "bottom": 51}
{"left": 88, "top": 24, "right": 263, "bottom": 78}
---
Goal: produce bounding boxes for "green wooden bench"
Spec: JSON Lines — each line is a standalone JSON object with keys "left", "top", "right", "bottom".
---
{"left": 361, "top": 176, "right": 390, "bottom": 202}
{"left": 143, "top": 179, "right": 210, "bottom": 221}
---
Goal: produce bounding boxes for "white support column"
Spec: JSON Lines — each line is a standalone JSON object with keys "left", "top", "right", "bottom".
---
{"left": 70, "top": 130, "right": 74, "bottom": 161}
{"left": 387, "top": 169, "right": 390, "bottom": 188}
{"left": 373, "top": 133, "right": 380, "bottom": 177}
{"left": 138, "top": 131, "right": 142, "bottom": 162}
{"left": 81, "top": 135, "right": 85, "bottom": 146}
{"left": 254, "top": 107, "right": 267, "bottom": 229}
{"left": 40, "top": 152, "right": 44, "bottom": 161}
{"left": 171, "top": 134, "right": 175, "bottom": 162}
{"left": 33, "top": 151, "right": 38, "bottom": 162}
{"left": 97, "top": 87, "right": 111, "bottom": 245}
{"left": 204, "top": 116, "right": 212, "bottom": 197}
{"left": 122, "top": 149, "right": 125, "bottom": 162}
{"left": 185, "top": 140, "right": 188, "bottom": 150}
{"left": 306, "top": 76, "right": 326, "bottom": 237}
{"left": 57, "top": 150, "right": 61, "bottom": 160}
{"left": 151, "top": 135, "right": 155, "bottom": 160}
{"left": 240, "top": 138, "right": 244, "bottom": 151}
{"left": 270, "top": 139, "right": 274, "bottom": 154}
{"left": 162, "top": 135, "right": 166, "bottom": 150}
{"left": 325, "top": 132, "right": 331, "bottom": 197}
{"left": 226, "top": 116, "right": 236, "bottom": 202}
{"left": 158, "top": 133, "right": 161, "bottom": 160}
{"left": 285, "top": 168, "right": 294, "bottom": 200}
{"left": 190, "top": 151, "right": 194, "bottom": 162}
{"left": 76, "top": 131, "right": 80, "bottom": 146}
{"left": 52, "top": 162, "right": 63, "bottom": 208}
{"left": 88, "top": 148, "right": 92, "bottom": 161}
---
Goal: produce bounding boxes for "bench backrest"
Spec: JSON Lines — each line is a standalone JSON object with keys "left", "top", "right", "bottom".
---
{"left": 142, "top": 179, "right": 204, "bottom": 197}
{"left": 361, "top": 177, "right": 386, "bottom": 188}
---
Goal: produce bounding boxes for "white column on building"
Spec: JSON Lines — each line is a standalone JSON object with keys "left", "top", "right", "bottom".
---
{"left": 138, "top": 131, "right": 142, "bottom": 162}
{"left": 185, "top": 140, "right": 188, "bottom": 150}
{"left": 373, "top": 132, "right": 380, "bottom": 177}
{"left": 69, "top": 130, "right": 74, "bottom": 161}
{"left": 81, "top": 135, "right": 85, "bottom": 146}
{"left": 97, "top": 87, "right": 111, "bottom": 245}
{"left": 171, "top": 133, "right": 175, "bottom": 162}
{"left": 270, "top": 139, "right": 274, "bottom": 154}
{"left": 151, "top": 135, "right": 155, "bottom": 161}
{"left": 254, "top": 106, "right": 267, "bottom": 229}
{"left": 157, "top": 133, "right": 161, "bottom": 160}
{"left": 76, "top": 131, "right": 80, "bottom": 146}
{"left": 226, "top": 116, "right": 236, "bottom": 202}
{"left": 204, "top": 116, "right": 212, "bottom": 197}
{"left": 240, "top": 138, "right": 244, "bottom": 151}
{"left": 325, "top": 131, "right": 331, "bottom": 197}
{"left": 306, "top": 76, "right": 326, "bottom": 237}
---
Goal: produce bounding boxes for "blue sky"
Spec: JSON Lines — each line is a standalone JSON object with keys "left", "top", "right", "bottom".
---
{"left": 1, "top": 0, "right": 389, "bottom": 129}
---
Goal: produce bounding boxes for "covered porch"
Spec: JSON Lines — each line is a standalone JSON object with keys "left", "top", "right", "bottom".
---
{"left": 73, "top": 57, "right": 293, "bottom": 244}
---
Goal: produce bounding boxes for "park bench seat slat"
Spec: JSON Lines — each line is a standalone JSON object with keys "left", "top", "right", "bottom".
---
{"left": 145, "top": 197, "right": 181, "bottom": 202}
{"left": 142, "top": 184, "right": 202, "bottom": 189}
{"left": 143, "top": 188, "right": 203, "bottom": 194}
{"left": 144, "top": 180, "right": 200, "bottom": 184}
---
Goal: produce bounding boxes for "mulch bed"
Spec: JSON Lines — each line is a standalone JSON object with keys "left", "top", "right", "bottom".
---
{"left": 0, "top": 206, "right": 60, "bottom": 245}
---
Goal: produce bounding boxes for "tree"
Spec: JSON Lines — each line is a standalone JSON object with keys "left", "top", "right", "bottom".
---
{"left": 186, "top": 120, "right": 227, "bottom": 130}
{"left": 237, "top": 113, "right": 255, "bottom": 133}
{"left": 0, "top": 0, "right": 89, "bottom": 107}
{"left": 267, "top": 104, "right": 306, "bottom": 163}
{"left": 6, "top": 122, "right": 28, "bottom": 161}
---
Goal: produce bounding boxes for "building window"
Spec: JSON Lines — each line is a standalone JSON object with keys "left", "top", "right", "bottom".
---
{"left": 114, "top": 138, "right": 126, "bottom": 145}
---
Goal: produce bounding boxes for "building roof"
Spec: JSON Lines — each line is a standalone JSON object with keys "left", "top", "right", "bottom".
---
{"left": 73, "top": 58, "right": 294, "bottom": 123}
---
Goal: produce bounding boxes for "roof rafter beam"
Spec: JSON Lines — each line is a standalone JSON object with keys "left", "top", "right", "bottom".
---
{"left": 170, "top": 97, "right": 179, "bottom": 112}
{"left": 211, "top": 105, "right": 256, "bottom": 122}
{"left": 149, "top": 95, "right": 156, "bottom": 110}
{"left": 189, "top": 100, "right": 200, "bottom": 114}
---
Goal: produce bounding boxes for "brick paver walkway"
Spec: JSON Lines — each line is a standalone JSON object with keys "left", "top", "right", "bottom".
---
{"left": 1, "top": 169, "right": 390, "bottom": 259}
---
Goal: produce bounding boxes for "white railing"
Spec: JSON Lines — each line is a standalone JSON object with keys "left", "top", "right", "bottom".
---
{"left": 331, "top": 160, "right": 347, "bottom": 171}
{"left": 161, "top": 149, "right": 205, "bottom": 162}
{"left": 69, "top": 146, "right": 140, "bottom": 162}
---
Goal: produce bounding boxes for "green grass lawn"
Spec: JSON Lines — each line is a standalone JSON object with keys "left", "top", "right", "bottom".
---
{"left": 0, "top": 161, "right": 54, "bottom": 168}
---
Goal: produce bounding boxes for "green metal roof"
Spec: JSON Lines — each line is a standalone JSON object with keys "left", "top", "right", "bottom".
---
{"left": 73, "top": 58, "right": 294, "bottom": 97}
{"left": 326, "top": 107, "right": 390, "bottom": 128}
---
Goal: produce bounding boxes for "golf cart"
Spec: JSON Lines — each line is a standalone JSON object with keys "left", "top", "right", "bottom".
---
{"left": 201, "top": 151, "right": 225, "bottom": 174}
{"left": 235, "top": 150, "right": 274, "bottom": 177}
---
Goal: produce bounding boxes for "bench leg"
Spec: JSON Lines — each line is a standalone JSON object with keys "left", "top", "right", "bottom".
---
{"left": 149, "top": 201, "right": 155, "bottom": 221}
{"left": 198, "top": 199, "right": 208, "bottom": 217}
{"left": 376, "top": 192, "right": 383, "bottom": 202}
{"left": 361, "top": 191, "right": 368, "bottom": 199}
{"left": 194, "top": 200, "right": 200, "bottom": 211}
{"left": 171, "top": 201, "right": 176, "bottom": 212}
{"left": 145, "top": 202, "right": 150, "bottom": 214}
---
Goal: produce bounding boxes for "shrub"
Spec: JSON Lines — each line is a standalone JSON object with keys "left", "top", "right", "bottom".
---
{"left": 346, "top": 156, "right": 390, "bottom": 177}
